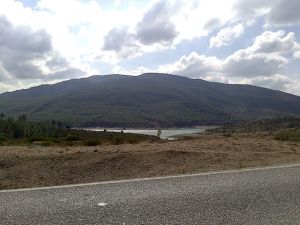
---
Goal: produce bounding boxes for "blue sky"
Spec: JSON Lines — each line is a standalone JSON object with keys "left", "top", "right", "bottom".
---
{"left": 0, "top": 0, "right": 300, "bottom": 95}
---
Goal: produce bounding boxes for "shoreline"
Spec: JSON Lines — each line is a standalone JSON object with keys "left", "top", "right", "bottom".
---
{"left": 80, "top": 126, "right": 219, "bottom": 131}
{"left": 81, "top": 126, "right": 220, "bottom": 140}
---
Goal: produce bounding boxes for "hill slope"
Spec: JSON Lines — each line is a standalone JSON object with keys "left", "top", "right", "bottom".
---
{"left": 209, "top": 117, "right": 300, "bottom": 133}
{"left": 1, "top": 73, "right": 300, "bottom": 127}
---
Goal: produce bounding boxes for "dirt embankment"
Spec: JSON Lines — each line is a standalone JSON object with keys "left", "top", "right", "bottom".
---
{"left": 1, "top": 132, "right": 300, "bottom": 190}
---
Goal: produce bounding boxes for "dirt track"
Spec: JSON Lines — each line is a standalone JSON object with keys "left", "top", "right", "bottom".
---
{"left": 1, "top": 133, "right": 300, "bottom": 190}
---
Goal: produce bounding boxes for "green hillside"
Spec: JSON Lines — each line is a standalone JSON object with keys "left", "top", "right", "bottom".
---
{"left": 0, "top": 115, "right": 157, "bottom": 146}
{"left": 1, "top": 73, "right": 300, "bottom": 127}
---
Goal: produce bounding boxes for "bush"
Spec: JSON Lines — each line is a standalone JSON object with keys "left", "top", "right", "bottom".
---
{"left": 84, "top": 139, "right": 101, "bottom": 146}
{"left": 65, "top": 135, "right": 81, "bottom": 141}
{"left": 128, "top": 137, "right": 139, "bottom": 144}
{"left": 29, "top": 137, "right": 44, "bottom": 142}
{"left": 274, "top": 129, "right": 300, "bottom": 142}
{"left": 63, "top": 141, "right": 75, "bottom": 146}
{"left": 41, "top": 141, "right": 54, "bottom": 147}
{"left": 0, "top": 135, "right": 6, "bottom": 142}
{"left": 223, "top": 133, "right": 232, "bottom": 137}
{"left": 52, "top": 139, "right": 61, "bottom": 144}
{"left": 0, "top": 116, "right": 157, "bottom": 146}
{"left": 111, "top": 137, "right": 124, "bottom": 145}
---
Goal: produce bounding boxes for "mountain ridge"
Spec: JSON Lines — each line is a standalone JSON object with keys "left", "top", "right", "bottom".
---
{"left": 1, "top": 73, "right": 300, "bottom": 127}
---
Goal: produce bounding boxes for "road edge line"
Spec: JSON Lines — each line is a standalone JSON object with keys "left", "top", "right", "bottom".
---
{"left": 1, "top": 163, "right": 300, "bottom": 193}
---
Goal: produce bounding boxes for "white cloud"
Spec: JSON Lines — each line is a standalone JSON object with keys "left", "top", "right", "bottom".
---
{"left": 235, "top": 0, "right": 300, "bottom": 26}
{"left": 0, "top": 15, "right": 87, "bottom": 93}
{"left": 220, "top": 30, "right": 300, "bottom": 77}
{"left": 287, "top": 80, "right": 300, "bottom": 96}
{"left": 245, "top": 74, "right": 292, "bottom": 91}
{"left": 98, "top": 0, "right": 239, "bottom": 61}
{"left": 0, "top": 61, "right": 11, "bottom": 81}
{"left": 160, "top": 52, "right": 221, "bottom": 78}
{"left": 173, "top": 0, "right": 236, "bottom": 41}
{"left": 250, "top": 30, "right": 298, "bottom": 54}
{"left": 0, "top": 0, "right": 248, "bottom": 67}
{"left": 221, "top": 29, "right": 299, "bottom": 77}
{"left": 234, "top": 0, "right": 272, "bottom": 19}
{"left": 210, "top": 23, "right": 244, "bottom": 48}
{"left": 136, "top": 1, "right": 178, "bottom": 45}
{"left": 223, "top": 50, "right": 288, "bottom": 77}
{"left": 204, "top": 18, "right": 221, "bottom": 32}
{"left": 0, "top": 16, "right": 50, "bottom": 79}
{"left": 0, "top": 0, "right": 299, "bottom": 95}
{"left": 267, "top": 0, "right": 300, "bottom": 26}
{"left": 240, "top": 74, "right": 300, "bottom": 96}
{"left": 112, "top": 65, "right": 152, "bottom": 76}
{"left": 0, "top": 15, "right": 57, "bottom": 79}
{"left": 102, "top": 26, "right": 141, "bottom": 59}
{"left": 157, "top": 30, "right": 300, "bottom": 94}
{"left": 294, "top": 51, "right": 300, "bottom": 59}
{"left": 294, "top": 43, "right": 300, "bottom": 59}
{"left": 0, "top": 82, "right": 15, "bottom": 93}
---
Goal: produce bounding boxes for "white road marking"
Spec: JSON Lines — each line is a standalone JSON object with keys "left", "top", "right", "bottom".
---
{"left": 1, "top": 163, "right": 300, "bottom": 193}
{"left": 97, "top": 203, "right": 107, "bottom": 207}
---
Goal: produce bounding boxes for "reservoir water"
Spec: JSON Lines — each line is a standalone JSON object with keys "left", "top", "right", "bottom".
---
{"left": 86, "top": 127, "right": 217, "bottom": 140}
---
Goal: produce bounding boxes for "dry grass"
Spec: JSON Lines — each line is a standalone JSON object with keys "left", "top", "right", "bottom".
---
{"left": 1, "top": 132, "right": 300, "bottom": 190}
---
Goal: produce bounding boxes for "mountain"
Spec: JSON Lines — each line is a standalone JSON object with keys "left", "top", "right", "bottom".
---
{"left": 1, "top": 73, "right": 300, "bottom": 127}
{"left": 209, "top": 117, "right": 300, "bottom": 133}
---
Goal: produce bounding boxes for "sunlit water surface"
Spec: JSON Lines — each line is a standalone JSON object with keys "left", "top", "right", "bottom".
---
{"left": 85, "top": 127, "right": 218, "bottom": 140}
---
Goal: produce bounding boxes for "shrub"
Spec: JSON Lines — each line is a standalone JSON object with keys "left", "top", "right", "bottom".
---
{"left": 223, "top": 133, "right": 232, "bottom": 137}
{"left": 63, "top": 141, "right": 75, "bottom": 146}
{"left": 274, "top": 129, "right": 300, "bottom": 142}
{"left": 111, "top": 137, "right": 124, "bottom": 145}
{"left": 84, "top": 139, "right": 101, "bottom": 146}
{"left": 65, "top": 135, "right": 81, "bottom": 141}
{"left": 0, "top": 135, "right": 6, "bottom": 142}
{"left": 29, "top": 137, "right": 44, "bottom": 142}
{"left": 157, "top": 129, "right": 162, "bottom": 138}
{"left": 128, "top": 137, "right": 139, "bottom": 144}
{"left": 41, "top": 141, "right": 53, "bottom": 147}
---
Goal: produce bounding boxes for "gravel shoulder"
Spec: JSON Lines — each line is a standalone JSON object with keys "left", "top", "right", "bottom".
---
{"left": 1, "top": 132, "right": 300, "bottom": 190}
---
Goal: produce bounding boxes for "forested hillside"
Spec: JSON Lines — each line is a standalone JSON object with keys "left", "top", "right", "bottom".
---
{"left": 1, "top": 73, "right": 300, "bottom": 127}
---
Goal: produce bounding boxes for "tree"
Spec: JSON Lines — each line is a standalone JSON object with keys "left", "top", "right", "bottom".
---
{"left": 57, "top": 121, "right": 62, "bottom": 128}
{"left": 18, "top": 114, "right": 27, "bottom": 123}
{"left": 157, "top": 129, "right": 162, "bottom": 139}
{"left": 17, "top": 114, "right": 28, "bottom": 138}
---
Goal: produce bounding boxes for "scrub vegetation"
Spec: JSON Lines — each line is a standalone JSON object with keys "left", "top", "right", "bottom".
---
{"left": 275, "top": 129, "right": 300, "bottom": 142}
{"left": 0, "top": 114, "right": 157, "bottom": 146}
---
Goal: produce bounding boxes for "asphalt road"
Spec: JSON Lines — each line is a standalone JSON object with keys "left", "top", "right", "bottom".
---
{"left": 1, "top": 164, "right": 300, "bottom": 225}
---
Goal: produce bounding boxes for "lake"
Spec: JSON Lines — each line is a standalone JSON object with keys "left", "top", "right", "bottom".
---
{"left": 86, "top": 127, "right": 217, "bottom": 140}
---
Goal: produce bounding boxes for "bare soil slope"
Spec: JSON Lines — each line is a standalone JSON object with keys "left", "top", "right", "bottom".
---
{"left": 1, "top": 133, "right": 300, "bottom": 190}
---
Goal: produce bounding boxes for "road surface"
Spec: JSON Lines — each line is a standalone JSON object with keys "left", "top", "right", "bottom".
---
{"left": 1, "top": 164, "right": 300, "bottom": 224}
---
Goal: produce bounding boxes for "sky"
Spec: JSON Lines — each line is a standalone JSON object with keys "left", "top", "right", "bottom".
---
{"left": 0, "top": 0, "right": 300, "bottom": 95}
